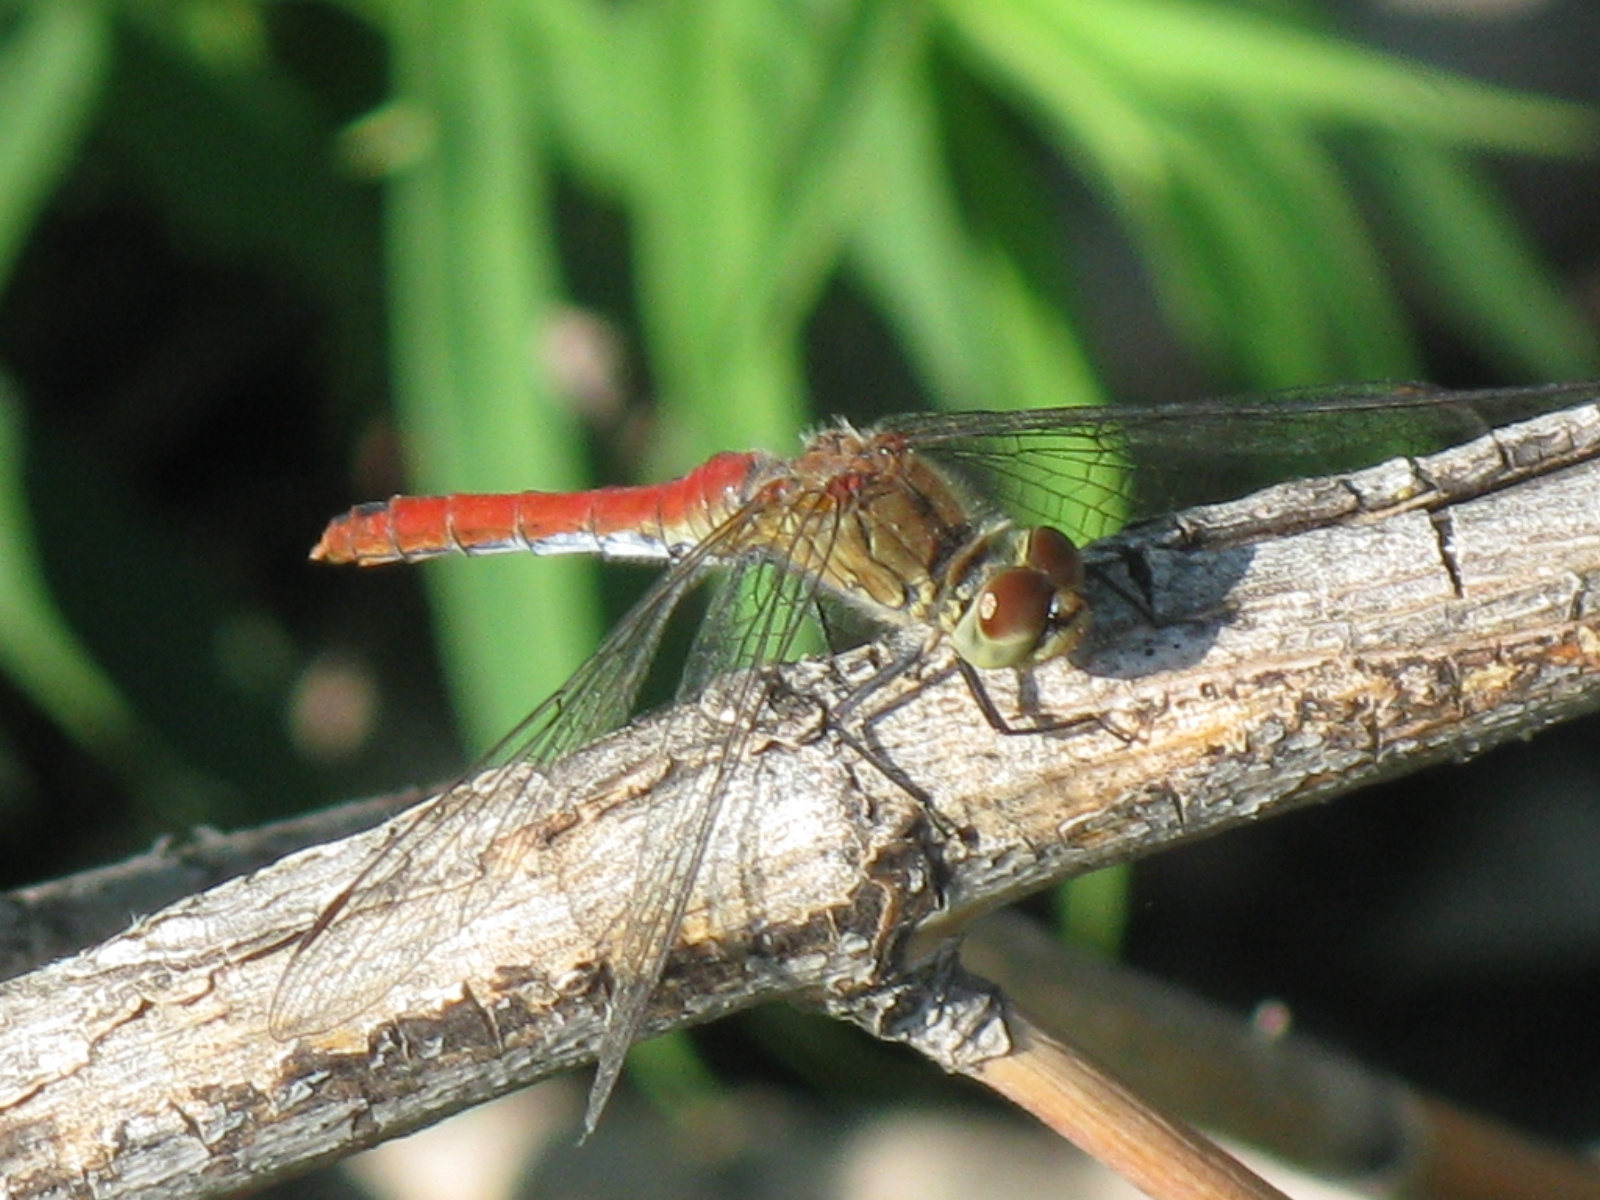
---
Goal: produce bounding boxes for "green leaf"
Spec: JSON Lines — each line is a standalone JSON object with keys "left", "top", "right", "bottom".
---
{"left": 1371, "top": 139, "right": 1600, "bottom": 380}
{"left": 0, "top": 380, "right": 139, "bottom": 773}
{"left": 1059, "top": 863, "right": 1131, "bottom": 957}
{"left": 384, "top": 0, "right": 596, "bottom": 752}
{"left": 0, "top": 0, "right": 109, "bottom": 287}
{"left": 1133, "top": 113, "right": 1419, "bottom": 384}
{"left": 849, "top": 67, "right": 1002, "bottom": 410}
{"left": 1031, "top": 0, "right": 1594, "bottom": 153}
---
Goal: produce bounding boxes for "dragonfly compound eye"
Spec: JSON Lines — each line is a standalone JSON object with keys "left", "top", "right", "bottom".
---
{"left": 953, "top": 566, "right": 1054, "bottom": 669}
{"left": 951, "top": 526, "right": 1091, "bottom": 670}
{"left": 1023, "top": 526, "right": 1084, "bottom": 592}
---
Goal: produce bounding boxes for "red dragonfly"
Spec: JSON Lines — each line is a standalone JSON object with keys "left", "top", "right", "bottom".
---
{"left": 272, "top": 379, "right": 1595, "bottom": 1130}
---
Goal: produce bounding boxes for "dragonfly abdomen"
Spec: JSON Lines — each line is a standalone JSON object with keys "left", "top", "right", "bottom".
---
{"left": 312, "top": 451, "right": 767, "bottom": 566}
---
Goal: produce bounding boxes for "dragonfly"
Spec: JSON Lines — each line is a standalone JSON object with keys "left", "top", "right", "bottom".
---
{"left": 272, "top": 378, "right": 1597, "bottom": 1132}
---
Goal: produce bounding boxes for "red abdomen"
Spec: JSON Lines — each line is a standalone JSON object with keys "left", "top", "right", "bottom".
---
{"left": 313, "top": 451, "right": 763, "bottom": 566}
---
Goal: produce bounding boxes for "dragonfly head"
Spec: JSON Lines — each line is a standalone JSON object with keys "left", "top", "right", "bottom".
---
{"left": 950, "top": 526, "right": 1089, "bottom": 670}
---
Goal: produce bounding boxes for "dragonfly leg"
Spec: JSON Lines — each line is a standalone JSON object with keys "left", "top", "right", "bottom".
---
{"left": 953, "top": 659, "right": 1119, "bottom": 741}
{"left": 824, "top": 640, "right": 952, "bottom": 817}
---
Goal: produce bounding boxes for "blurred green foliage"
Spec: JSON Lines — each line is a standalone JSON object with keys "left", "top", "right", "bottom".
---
{"left": 0, "top": 0, "right": 1595, "bottom": 1120}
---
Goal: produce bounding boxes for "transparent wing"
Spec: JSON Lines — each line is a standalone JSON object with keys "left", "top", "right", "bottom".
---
{"left": 888, "top": 379, "right": 1600, "bottom": 539}
{"left": 269, "top": 494, "right": 804, "bottom": 1042}
{"left": 582, "top": 491, "right": 845, "bottom": 1133}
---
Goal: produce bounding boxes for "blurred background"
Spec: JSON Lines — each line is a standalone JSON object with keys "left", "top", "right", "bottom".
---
{"left": 2, "top": 0, "right": 1599, "bottom": 1194}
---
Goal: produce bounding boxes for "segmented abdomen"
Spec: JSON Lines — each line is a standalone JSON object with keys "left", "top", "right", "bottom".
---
{"left": 312, "top": 451, "right": 764, "bottom": 566}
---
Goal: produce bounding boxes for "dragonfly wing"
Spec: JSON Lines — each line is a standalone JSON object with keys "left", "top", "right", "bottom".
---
{"left": 892, "top": 380, "right": 1599, "bottom": 535}
{"left": 269, "top": 755, "right": 560, "bottom": 1038}
{"left": 583, "top": 496, "right": 846, "bottom": 1133}
{"left": 270, "top": 534, "right": 724, "bottom": 1040}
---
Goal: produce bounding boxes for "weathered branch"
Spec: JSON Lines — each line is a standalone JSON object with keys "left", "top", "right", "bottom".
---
{"left": 2, "top": 402, "right": 1597, "bottom": 1198}
{"left": 0, "top": 795, "right": 416, "bottom": 984}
